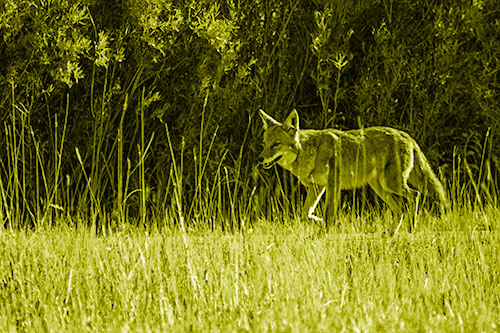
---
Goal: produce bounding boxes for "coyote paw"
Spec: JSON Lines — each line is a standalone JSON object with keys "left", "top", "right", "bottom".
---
{"left": 307, "top": 214, "right": 323, "bottom": 223}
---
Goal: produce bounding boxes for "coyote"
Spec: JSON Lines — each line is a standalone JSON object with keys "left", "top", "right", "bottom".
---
{"left": 258, "top": 109, "right": 447, "bottom": 227}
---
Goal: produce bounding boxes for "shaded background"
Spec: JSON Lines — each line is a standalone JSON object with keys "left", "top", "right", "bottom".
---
{"left": 1, "top": 0, "right": 499, "bottom": 227}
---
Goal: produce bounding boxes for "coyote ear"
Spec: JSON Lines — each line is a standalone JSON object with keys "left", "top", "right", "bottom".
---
{"left": 258, "top": 109, "right": 280, "bottom": 130}
{"left": 282, "top": 109, "right": 299, "bottom": 133}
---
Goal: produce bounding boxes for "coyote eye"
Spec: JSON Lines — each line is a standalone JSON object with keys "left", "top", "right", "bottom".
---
{"left": 271, "top": 142, "right": 280, "bottom": 148}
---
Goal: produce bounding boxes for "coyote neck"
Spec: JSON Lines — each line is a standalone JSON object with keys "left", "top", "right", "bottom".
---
{"left": 282, "top": 134, "right": 320, "bottom": 186}
{"left": 281, "top": 129, "right": 335, "bottom": 187}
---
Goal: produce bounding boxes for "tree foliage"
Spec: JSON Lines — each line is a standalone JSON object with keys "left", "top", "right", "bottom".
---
{"left": 1, "top": 0, "right": 499, "bottom": 226}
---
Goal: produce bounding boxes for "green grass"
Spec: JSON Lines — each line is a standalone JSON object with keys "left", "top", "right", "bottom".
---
{"left": 1, "top": 209, "right": 499, "bottom": 332}
{"left": 2, "top": 2, "right": 499, "bottom": 331}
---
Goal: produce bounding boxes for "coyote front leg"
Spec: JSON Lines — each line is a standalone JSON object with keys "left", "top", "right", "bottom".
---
{"left": 303, "top": 186, "right": 325, "bottom": 222}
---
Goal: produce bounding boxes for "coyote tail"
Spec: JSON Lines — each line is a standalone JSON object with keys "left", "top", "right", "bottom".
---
{"left": 414, "top": 149, "right": 448, "bottom": 212}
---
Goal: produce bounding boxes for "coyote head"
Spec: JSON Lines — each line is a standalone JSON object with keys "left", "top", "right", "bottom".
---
{"left": 258, "top": 109, "right": 300, "bottom": 169}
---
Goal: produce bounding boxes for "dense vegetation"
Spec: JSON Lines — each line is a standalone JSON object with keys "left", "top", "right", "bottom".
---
{"left": 1, "top": 0, "right": 499, "bottom": 228}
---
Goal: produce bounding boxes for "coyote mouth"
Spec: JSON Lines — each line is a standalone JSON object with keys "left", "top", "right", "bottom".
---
{"left": 263, "top": 155, "right": 282, "bottom": 169}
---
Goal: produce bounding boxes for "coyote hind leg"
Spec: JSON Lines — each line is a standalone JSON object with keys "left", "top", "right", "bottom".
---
{"left": 369, "top": 177, "right": 421, "bottom": 233}
{"left": 380, "top": 155, "right": 421, "bottom": 211}
{"left": 369, "top": 161, "right": 421, "bottom": 232}
{"left": 368, "top": 178, "right": 403, "bottom": 215}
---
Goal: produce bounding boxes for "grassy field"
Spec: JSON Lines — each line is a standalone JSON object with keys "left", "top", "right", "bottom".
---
{"left": 2, "top": 1, "right": 499, "bottom": 331}
{"left": 1, "top": 208, "right": 499, "bottom": 332}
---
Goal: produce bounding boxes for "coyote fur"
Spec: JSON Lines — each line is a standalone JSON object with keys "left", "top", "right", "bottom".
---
{"left": 258, "top": 109, "right": 447, "bottom": 227}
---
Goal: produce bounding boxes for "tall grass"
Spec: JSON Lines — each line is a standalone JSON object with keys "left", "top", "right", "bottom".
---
{"left": 1, "top": 81, "right": 498, "bottom": 232}
{"left": 1, "top": 0, "right": 499, "bottom": 231}
{"left": 1, "top": 51, "right": 498, "bottom": 232}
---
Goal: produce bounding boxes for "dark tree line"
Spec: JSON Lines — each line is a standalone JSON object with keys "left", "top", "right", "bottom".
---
{"left": 1, "top": 0, "right": 499, "bottom": 227}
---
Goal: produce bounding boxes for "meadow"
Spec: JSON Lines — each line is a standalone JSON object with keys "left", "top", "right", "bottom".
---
{"left": 1, "top": 0, "right": 500, "bottom": 331}
{"left": 1, "top": 207, "right": 499, "bottom": 332}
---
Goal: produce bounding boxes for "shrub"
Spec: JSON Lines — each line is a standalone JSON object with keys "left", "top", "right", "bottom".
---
{"left": 0, "top": 0, "right": 499, "bottom": 228}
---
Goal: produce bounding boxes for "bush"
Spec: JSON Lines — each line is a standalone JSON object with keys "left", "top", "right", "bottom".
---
{"left": 1, "top": 0, "right": 499, "bottom": 228}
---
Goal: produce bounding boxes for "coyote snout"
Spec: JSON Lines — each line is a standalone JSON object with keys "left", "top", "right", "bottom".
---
{"left": 258, "top": 109, "right": 447, "bottom": 229}
{"left": 257, "top": 153, "right": 282, "bottom": 169}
